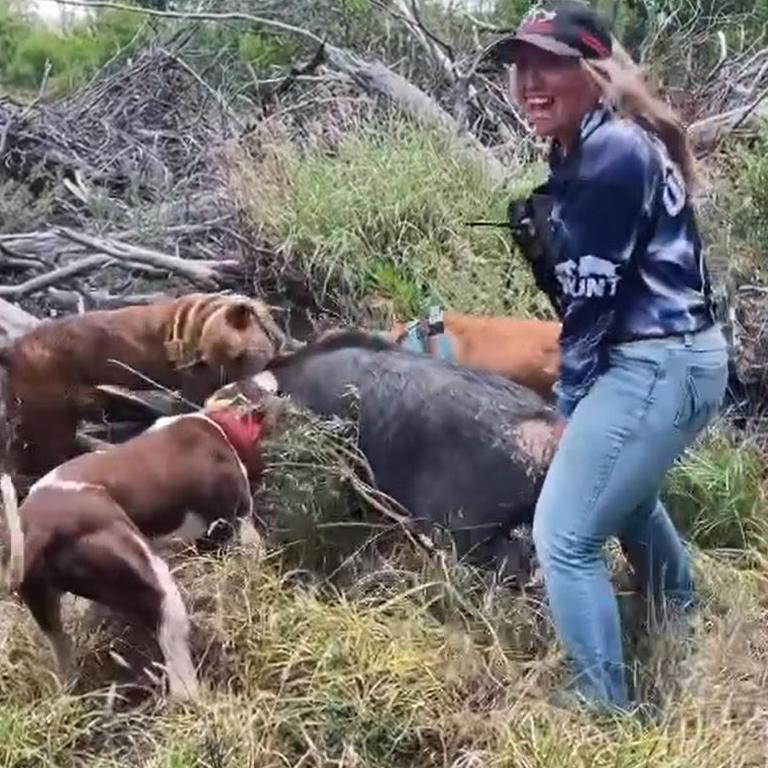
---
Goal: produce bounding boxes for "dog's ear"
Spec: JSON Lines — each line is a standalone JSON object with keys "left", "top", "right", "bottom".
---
{"left": 224, "top": 301, "right": 256, "bottom": 332}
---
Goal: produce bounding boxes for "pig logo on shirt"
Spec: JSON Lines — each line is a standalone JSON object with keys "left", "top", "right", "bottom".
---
{"left": 555, "top": 256, "right": 620, "bottom": 299}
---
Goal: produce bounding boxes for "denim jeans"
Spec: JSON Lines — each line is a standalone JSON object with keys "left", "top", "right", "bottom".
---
{"left": 532, "top": 323, "right": 729, "bottom": 711}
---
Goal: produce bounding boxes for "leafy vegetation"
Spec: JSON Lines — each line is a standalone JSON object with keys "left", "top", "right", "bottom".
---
{"left": 0, "top": 1, "right": 144, "bottom": 94}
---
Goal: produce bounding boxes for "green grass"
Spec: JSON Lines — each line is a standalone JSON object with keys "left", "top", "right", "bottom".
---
{"left": 0, "top": 413, "right": 765, "bottom": 767}
{"left": 1, "top": 535, "right": 768, "bottom": 767}
{"left": 233, "top": 116, "right": 551, "bottom": 322}
{"left": 3, "top": 70, "right": 768, "bottom": 764}
{"left": 665, "top": 432, "right": 768, "bottom": 551}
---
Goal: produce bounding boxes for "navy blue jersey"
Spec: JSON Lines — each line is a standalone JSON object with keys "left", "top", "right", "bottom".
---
{"left": 542, "top": 106, "right": 714, "bottom": 417}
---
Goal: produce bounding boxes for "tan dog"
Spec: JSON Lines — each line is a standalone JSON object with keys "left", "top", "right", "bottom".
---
{"left": 0, "top": 292, "right": 286, "bottom": 485}
{"left": 384, "top": 310, "right": 561, "bottom": 400}
{"left": 0, "top": 394, "right": 270, "bottom": 701}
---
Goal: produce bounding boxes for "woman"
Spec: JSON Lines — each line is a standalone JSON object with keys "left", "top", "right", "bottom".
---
{"left": 490, "top": 2, "right": 728, "bottom": 712}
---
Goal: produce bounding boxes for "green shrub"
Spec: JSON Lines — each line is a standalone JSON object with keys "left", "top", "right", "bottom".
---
{"left": 238, "top": 31, "right": 298, "bottom": 68}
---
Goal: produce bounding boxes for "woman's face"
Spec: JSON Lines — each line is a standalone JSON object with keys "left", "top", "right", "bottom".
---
{"left": 512, "top": 43, "right": 601, "bottom": 147}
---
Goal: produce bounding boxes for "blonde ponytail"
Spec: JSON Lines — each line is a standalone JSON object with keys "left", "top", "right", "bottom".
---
{"left": 583, "top": 39, "right": 700, "bottom": 194}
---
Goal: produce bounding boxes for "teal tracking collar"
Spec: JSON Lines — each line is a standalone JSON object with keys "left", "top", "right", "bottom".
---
{"left": 398, "top": 306, "right": 455, "bottom": 362}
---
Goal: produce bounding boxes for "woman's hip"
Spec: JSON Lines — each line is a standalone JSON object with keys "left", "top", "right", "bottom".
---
{"left": 603, "top": 323, "right": 729, "bottom": 437}
{"left": 534, "top": 325, "right": 728, "bottom": 539}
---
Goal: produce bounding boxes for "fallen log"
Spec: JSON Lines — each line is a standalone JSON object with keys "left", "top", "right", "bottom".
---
{"left": 323, "top": 44, "right": 510, "bottom": 189}
{"left": 47, "top": 288, "right": 168, "bottom": 312}
{"left": 0, "top": 297, "right": 39, "bottom": 349}
{"left": 688, "top": 97, "right": 768, "bottom": 150}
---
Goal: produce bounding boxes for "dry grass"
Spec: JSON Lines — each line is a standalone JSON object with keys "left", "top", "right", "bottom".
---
{"left": 0, "top": 412, "right": 767, "bottom": 767}
{"left": 1, "top": 539, "right": 768, "bottom": 766}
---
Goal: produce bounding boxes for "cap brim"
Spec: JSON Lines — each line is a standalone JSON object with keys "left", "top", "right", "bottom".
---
{"left": 484, "top": 33, "right": 582, "bottom": 65}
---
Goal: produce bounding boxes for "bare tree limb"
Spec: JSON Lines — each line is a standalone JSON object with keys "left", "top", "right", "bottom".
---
{"left": 272, "top": 43, "right": 328, "bottom": 99}
{"left": 390, "top": 0, "right": 456, "bottom": 82}
{"left": 0, "top": 255, "right": 112, "bottom": 299}
{"left": 47, "top": 288, "right": 167, "bottom": 311}
{"left": 688, "top": 94, "right": 768, "bottom": 149}
{"left": 55, "top": 0, "right": 324, "bottom": 43}
{"left": 55, "top": 228, "right": 243, "bottom": 290}
{"left": 0, "top": 298, "right": 39, "bottom": 352}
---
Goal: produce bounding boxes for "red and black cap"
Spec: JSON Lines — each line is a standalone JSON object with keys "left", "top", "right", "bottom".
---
{"left": 485, "top": 2, "right": 613, "bottom": 65}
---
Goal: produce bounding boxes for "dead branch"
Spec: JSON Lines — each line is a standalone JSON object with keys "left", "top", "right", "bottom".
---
{"left": 47, "top": 288, "right": 167, "bottom": 312}
{"left": 390, "top": 0, "right": 457, "bottom": 83}
{"left": 0, "top": 298, "right": 39, "bottom": 348}
{"left": 0, "top": 255, "right": 111, "bottom": 299}
{"left": 55, "top": 228, "right": 243, "bottom": 290}
{"left": 159, "top": 49, "right": 245, "bottom": 131}
{"left": 272, "top": 44, "right": 328, "bottom": 99}
{"left": 688, "top": 98, "right": 768, "bottom": 149}
{"left": 56, "top": 0, "right": 324, "bottom": 44}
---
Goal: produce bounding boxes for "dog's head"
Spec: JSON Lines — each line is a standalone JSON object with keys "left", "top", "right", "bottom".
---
{"left": 204, "top": 372, "right": 287, "bottom": 444}
{"left": 196, "top": 298, "right": 285, "bottom": 380}
{"left": 170, "top": 296, "right": 288, "bottom": 400}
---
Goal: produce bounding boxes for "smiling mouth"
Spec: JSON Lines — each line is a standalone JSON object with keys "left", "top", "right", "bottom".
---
{"left": 525, "top": 96, "right": 555, "bottom": 117}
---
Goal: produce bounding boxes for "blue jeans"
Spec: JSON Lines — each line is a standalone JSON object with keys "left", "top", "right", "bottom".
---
{"left": 532, "top": 324, "right": 729, "bottom": 711}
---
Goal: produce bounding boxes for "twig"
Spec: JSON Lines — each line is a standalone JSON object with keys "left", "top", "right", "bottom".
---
{"left": 102, "top": 359, "right": 198, "bottom": 411}
{"left": 34, "top": 60, "right": 53, "bottom": 103}
{"left": 730, "top": 83, "right": 768, "bottom": 134}
{"left": 160, "top": 49, "right": 245, "bottom": 131}
{"left": 330, "top": 436, "right": 437, "bottom": 557}
{"left": 1, "top": 59, "right": 54, "bottom": 159}
{"left": 348, "top": 474, "right": 437, "bottom": 557}
{"left": 272, "top": 43, "right": 328, "bottom": 99}
{"left": 407, "top": 0, "right": 456, "bottom": 63}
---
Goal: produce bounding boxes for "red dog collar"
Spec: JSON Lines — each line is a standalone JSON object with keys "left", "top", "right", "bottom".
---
{"left": 206, "top": 409, "right": 264, "bottom": 459}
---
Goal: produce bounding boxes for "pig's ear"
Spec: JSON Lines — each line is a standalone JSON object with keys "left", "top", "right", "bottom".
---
{"left": 224, "top": 301, "right": 256, "bottom": 331}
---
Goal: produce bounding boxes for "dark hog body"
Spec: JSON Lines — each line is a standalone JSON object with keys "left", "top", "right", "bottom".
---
{"left": 259, "top": 332, "right": 561, "bottom": 576}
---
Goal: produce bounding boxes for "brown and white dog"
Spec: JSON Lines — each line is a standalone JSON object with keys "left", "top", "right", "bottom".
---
{"left": 0, "top": 292, "right": 287, "bottom": 487}
{"left": 380, "top": 309, "right": 561, "bottom": 400}
{"left": 0, "top": 393, "right": 270, "bottom": 701}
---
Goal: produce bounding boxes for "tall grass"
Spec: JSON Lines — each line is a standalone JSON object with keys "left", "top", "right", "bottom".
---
{"left": 665, "top": 432, "right": 768, "bottom": 551}
{"left": 1, "top": 536, "right": 768, "bottom": 766}
{"left": 233, "top": 116, "right": 551, "bottom": 322}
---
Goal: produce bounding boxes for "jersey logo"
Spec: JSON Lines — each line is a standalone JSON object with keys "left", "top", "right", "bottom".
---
{"left": 649, "top": 134, "right": 686, "bottom": 217}
{"left": 662, "top": 164, "right": 686, "bottom": 217}
{"left": 555, "top": 255, "right": 620, "bottom": 298}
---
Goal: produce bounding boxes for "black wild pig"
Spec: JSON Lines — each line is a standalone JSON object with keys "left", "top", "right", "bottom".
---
{"left": 210, "top": 330, "right": 563, "bottom": 579}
